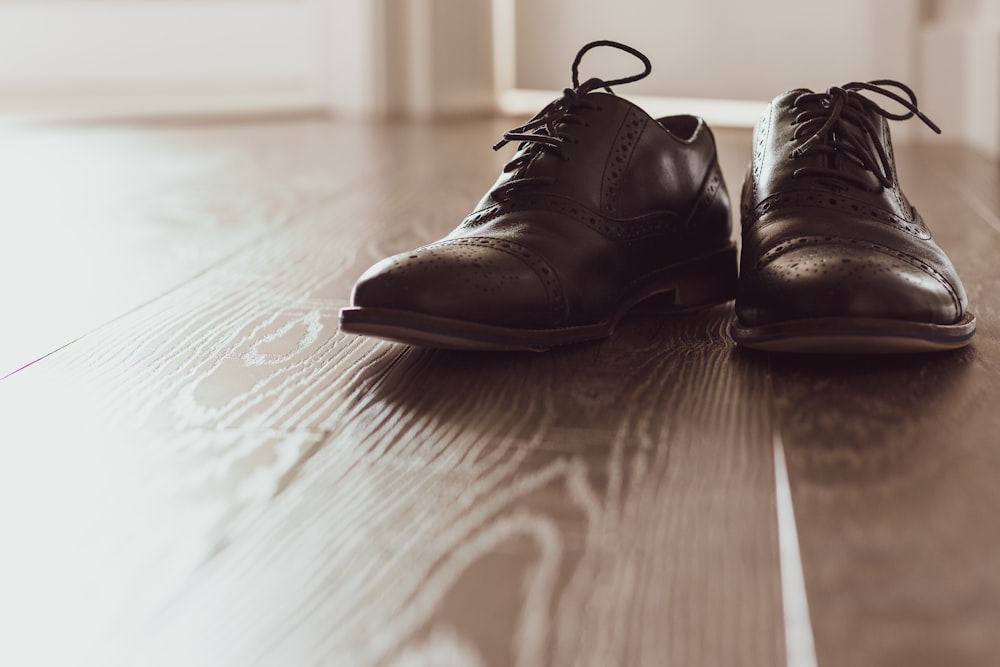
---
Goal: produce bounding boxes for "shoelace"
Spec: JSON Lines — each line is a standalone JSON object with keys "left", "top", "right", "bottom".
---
{"left": 789, "top": 79, "right": 941, "bottom": 192}
{"left": 490, "top": 40, "right": 652, "bottom": 200}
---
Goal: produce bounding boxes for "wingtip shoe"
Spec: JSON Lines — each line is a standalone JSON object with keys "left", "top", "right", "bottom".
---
{"left": 732, "top": 80, "right": 976, "bottom": 354}
{"left": 340, "top": 41, "right": 737, "bottom": 351}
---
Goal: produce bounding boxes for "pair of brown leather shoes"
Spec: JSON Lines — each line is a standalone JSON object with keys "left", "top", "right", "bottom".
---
{"left": 339, "top": 41, "right": 976, "bottom": 354}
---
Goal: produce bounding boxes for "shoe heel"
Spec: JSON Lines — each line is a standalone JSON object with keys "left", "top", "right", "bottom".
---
{"left": 633, "top": 245, "right": 738, "bottom": 313}
{"left": 676, "top": 244, "right": 738, "bottom": 307}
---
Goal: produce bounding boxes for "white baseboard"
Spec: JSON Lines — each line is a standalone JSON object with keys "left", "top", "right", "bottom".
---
{"left": 500, "top": 89, "right": 766, "bottom": 128}
{"left": 0, "top": 87, "right": 325, "bottom": 124}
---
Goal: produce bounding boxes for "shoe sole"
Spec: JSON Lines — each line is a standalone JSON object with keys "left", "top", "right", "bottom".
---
{"left": 730, "top": 312, "right": 976, "bottom": 354}
{"left": 339, "top": 245, "right": 738, "bottom": 351}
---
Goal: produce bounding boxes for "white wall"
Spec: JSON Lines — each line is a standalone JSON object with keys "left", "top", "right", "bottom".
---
{"left": 0, "top": 0, "right": 495, "bottom": 121}
{"left": 0, "top": 1, "right": 328, "bottom": 119}
{"left": 512, "top": 0, "right": 917, "bottom": 101}
{"left": 919, "top": 0, "right": 1000, "bottom": 157}
{"left": 509, "top": 0, "right": 1000, "bottom": 156}
{"left": 0, "top": 0, "right": 995, "bottom": 158}
{"left": 382, "top": 0, "right": 495, "bottom": 118}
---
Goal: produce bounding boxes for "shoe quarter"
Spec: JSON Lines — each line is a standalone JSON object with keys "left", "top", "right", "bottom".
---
{"left": 615, "top": 119, "right": 718, "bottom": 221}
{"left": 600, "top": 105, "right": 648, "bottom": 217}
{"left": 742, "top": 103, "right": 774, "bottom": 223}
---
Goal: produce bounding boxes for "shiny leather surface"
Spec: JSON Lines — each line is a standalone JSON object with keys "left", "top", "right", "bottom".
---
{"left": 737, "top": 90, "right": 970, "bottom": 327}
{"left": 351, "top": 94, "right": 732, "bottom": 329}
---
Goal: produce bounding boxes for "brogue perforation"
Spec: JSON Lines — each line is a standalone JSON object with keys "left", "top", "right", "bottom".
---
{"left": 341, "top": 41, "right": 738, "bottom": 351}
{"left": 732, "top": 80, "right": 975, "bottom": 353}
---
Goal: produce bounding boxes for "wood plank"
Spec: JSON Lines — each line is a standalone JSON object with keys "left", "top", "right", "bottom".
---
{"left": 0, "top": 118, "right": 406, "bottom": 377}
{"left": 1, "top": 312, "right": 784, "bottom": 667}
{"left": 774, "top": 141, "right": 1000, "bottom": 667}
{"left": 0, "top": 119, "right": 784, "bottom": 666}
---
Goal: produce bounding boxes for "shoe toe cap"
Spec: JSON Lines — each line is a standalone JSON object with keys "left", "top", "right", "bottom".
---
{"left": 351, "top": 239, "right": 563, "bottom": 327}
{"left": 737, "top": 241, "right": 963, "bottom": 326}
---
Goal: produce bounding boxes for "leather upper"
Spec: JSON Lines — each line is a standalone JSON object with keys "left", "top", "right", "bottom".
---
{"left": 352, "top": 92, "right": 732, "bottom": 329}
{"left": 737, "top": 89, "right": 970, "bottom": 327}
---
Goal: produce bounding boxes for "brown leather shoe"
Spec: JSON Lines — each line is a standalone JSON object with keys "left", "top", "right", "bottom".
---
{"left": 732, "top": 80, "right": 976, "bottom": 353}
{"left": 340, "top": 41, "right": 736, "bottom": 351}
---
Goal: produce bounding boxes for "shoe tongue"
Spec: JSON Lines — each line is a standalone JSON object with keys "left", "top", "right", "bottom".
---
{"left": 778, "top": 88, "right": 812, "bottom": 106}
{"left": 577, "top": 77, "right": 614, "bottom": 95}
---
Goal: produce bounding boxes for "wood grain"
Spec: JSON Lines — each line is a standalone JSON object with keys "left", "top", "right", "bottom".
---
{"left": 0, "top": 118, "right": 429, "bottom": 378}
{"left": 0, "top": 118, "right": 783, "bottom": 667}
{"left": 4, "top": 114, "right": 998, "bottom": 667}
{"left": 771, "top": 141, "right": 1000, "bottom": 667}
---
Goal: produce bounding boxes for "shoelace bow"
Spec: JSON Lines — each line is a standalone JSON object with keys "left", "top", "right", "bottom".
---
{"left": 790, "top": 79, "right": 941, "bottom": 191}
{"left": 490, "top": 40, "right": 652, "bottom": 200}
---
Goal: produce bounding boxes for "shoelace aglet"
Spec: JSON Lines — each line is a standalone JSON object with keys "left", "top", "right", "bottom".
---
{"left": 918, "top": 109, "right": 942, "bottom": 135}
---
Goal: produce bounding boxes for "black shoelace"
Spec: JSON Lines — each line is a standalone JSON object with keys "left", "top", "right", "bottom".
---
{"left": 490, "top": 40, "right": 652, "bottom": 200}
{"left": 789, "top": 80, "right": 941, "bottom": 192}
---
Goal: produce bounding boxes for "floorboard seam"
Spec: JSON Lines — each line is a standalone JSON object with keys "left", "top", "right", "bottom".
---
{"left": 773, "top": 431, "right": 818, "bottom": 667}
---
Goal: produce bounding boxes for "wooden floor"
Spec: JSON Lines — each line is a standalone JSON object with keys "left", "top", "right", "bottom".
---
{"left": 1, "top": 113, "right": 998, "bottom": 667}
